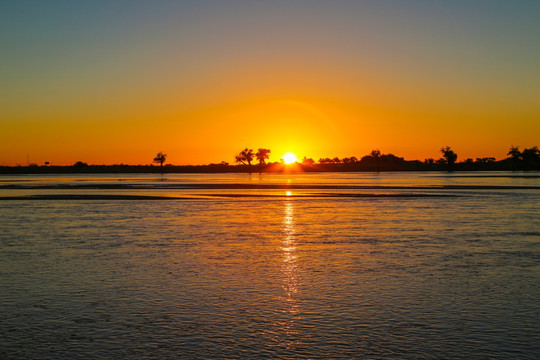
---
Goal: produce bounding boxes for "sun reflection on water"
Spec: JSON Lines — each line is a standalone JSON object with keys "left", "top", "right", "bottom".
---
{"left": 281, "top": 198, "right": 299, "bottom": 314}
{"left": 265, "top": 197, "right": 302, "bottom": 346}
{"left": 266, "top": 197, "right": 302, "bottom": 347}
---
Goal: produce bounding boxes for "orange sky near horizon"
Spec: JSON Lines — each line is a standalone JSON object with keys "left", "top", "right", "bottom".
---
{"left": 1, "top": 1, "right": 539, "bottom": 166}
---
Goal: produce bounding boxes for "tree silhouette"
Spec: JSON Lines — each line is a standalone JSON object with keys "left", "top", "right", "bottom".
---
{"left": 153, "top": 152, "right": 167, "bottom": 170}
{"left": 521, "top": 146, "right": 540, "bottom": 171}
{"left": 508, "top": 146, "right": 521, "bottom": 159}
{"left": 370, "top": 149, "right": 381, "bottom": 172}
{"left": 370, "top": 149, "right": 381, "bottom": 158}
{"left": 235, "top": 148, "right": 254, "bottom": 173}
{"left": 440, "top": 146, "right": 457, "bottom": 171}
{"left": 255, "top": 148, "right": 271, "bottom": 173}
{"left": 302, "top": 157, "right": 315, "bottom": 165}
{"left": 73, "top": 161, "right": 88, "bottom": 168}
{"left": 318, "top": 158, "right": 332, "bottom": 164}
{"left": 507, "top": 146, "right": 521, "bottom": 171}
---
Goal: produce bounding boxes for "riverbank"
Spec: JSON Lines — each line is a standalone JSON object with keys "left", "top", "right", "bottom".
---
{"left": 1, "top": 158, "right": 534, "bottom": 174}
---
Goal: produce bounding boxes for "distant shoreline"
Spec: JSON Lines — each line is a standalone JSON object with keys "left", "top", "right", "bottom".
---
{"left": 1, "top": 160, "right": 537, "bottom": 175}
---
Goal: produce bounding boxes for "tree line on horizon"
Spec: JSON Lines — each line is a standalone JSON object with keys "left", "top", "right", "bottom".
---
{"left": 228, "top": 145, "right": 540, "bottom": 173}
{"left": 2, "top": 146, "right": 539, "bottom": 173}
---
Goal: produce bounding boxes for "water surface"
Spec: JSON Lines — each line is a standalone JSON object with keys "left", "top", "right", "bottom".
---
{"left": 1, "top": 172, "right": 539, "bottom": 358}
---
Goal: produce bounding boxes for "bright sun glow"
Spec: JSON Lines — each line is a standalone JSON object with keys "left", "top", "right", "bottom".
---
{"left": 283, "top": 152, "right": 298, "bottom": 164}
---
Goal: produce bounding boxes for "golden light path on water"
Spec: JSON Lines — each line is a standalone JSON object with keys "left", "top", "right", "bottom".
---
{"left": 278, "top": 192, "right": 300, "bottom": 343}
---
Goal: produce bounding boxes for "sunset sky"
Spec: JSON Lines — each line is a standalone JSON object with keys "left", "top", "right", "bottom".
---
{"left": 1, "top": 1, "right": 539, "bottom": 165}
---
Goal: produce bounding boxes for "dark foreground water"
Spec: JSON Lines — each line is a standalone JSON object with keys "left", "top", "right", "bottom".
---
{"left": 1, "top": 172, "right": 539, "bottom": 359}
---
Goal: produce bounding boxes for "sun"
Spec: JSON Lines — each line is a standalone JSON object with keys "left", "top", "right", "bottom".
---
{"left": 282, "top": 152, "right": 298, "bottom": 164}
